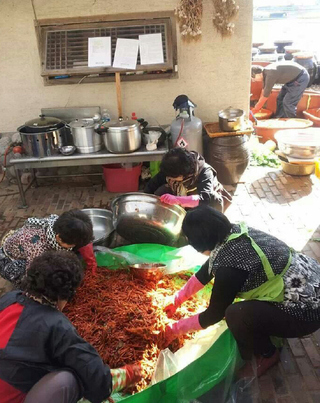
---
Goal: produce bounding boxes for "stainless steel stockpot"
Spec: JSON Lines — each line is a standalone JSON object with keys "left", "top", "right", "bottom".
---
{"left": 97, "top": 119, "right": 142, "bottom": 153}
{"left": 69, "top": 119, "right": 103, "bottom": 154}
{"left": 218, "top": 108, "right": 245, "bottom": 132}
{"left": 18, "top": 115, "right": 68, "bottom": 158}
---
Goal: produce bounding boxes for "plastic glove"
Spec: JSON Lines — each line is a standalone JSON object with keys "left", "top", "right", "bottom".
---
{"left": 164, "top": 314, "right": 203, "bottom": 346}
{"left": 164, "top": 275, "right": 204, "bottom": 318}
{"left": 164, "top": 302, "right": 178, "bottom": 318}
{"left": 110, "top": 363, "right": 142, "bottom": 393}
{"left": 160, "top": 194, "right": 179, "bottom": 205}
{"left": 175, "top": 196, "right": 200, "bottom": 208}
{"left": 78, "top": 243, "right": 97, "bottom": 275}
{"left": 125, "top": 363, "right": 142, "bottom": 385}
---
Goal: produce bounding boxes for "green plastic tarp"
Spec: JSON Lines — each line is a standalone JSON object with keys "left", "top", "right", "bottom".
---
{"left": 81, "top": 244, "right": 242, "bottom": 402}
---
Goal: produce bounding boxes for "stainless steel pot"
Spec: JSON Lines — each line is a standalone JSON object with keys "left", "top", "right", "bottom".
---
{"left": 97, "top": 118, "right": 142, "bottom": 153}
{"left": 69, "top": 119, "right": 103, "bottom": 154}
{"left": 18, "top": 115, "right": 68, "bottom": 158}
{"left": 111, "top": 193, "right": 186, "bottom": 246}
{"left": 219, "top": 108, "right": 245, "bottom": 132}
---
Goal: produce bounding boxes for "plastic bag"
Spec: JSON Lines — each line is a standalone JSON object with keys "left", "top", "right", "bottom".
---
{"left": 95, "top": 243, "right": 207, "bottom": 274}
{"left": 152, "top": 348, "right": 178, "bottom": 385}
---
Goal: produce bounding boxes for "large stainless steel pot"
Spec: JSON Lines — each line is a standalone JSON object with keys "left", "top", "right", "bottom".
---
{"left": 97, "top": 118, "right": 142, "bottom": 153}
{"left": 111, "top": 193, "right": 186, "bottom": 246}
{"left": 18, "top": 115, "right": 68, "bottom": 158}
{"left": 69, "top": 119, "right": 103, "bottom": 154}
{"left": 219, "top": 108, "right": 245, "bottom": 132}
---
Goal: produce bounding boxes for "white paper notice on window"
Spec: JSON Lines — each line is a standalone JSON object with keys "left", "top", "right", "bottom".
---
{"left": 113, "top": 38, "right": 139, "bottom": 70}
{"left": 139, "top": 33, "right": 164, "bottom": 65}
{"left": 88, "top": 37, "right": 111, "bottom": 68}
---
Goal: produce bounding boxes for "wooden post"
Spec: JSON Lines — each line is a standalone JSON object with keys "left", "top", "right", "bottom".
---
{"left": 115, "top": 72, "right": 122, "bottom": 118}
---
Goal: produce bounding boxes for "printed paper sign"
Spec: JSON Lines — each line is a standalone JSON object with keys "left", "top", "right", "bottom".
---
{"left": 113, "top": 38, "right": 139, "bottom": 70}
{"left": 139, "top": 33, "right": 164, "bottom": 65}
{"left": 88, "top": 37, "right": 111, "bottom": 67}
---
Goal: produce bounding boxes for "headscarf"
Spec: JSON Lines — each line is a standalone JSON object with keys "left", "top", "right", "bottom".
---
{"left": 166, "top": 151, "right": 205, "bottom": 196}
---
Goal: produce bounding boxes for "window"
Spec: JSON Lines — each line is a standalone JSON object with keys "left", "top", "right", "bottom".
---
{"left": 36, "top": 12, "right": 177, "bottom": 85}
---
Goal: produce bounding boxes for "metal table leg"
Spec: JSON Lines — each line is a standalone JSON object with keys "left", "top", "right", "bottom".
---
{"left": 14, "top": 166, "right": 28, "bottom": 208}
{"left": 32, "top": 168, "right": 38, "bottom": 188}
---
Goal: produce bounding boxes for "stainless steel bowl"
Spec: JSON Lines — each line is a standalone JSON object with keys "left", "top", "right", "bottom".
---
{"left": 59, "top": 145, "right": 76, "bottom": 156}
{"left": 275, "top": 128, "right": 320, "bottom": 159}
{"left": 129, "top": 263, "right": 166, "bottom": 281}
{"left": 111, "top": 193, "right": 186, "bottom": 246}
{"left": 82, "top": 208, "right": 114, "bottom": 245}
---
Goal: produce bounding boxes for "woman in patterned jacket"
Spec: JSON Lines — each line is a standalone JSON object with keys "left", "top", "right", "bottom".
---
{"left": 0, "top": 209, "right": 97, "bottom": 286}
{"left": 163, "top": 206, "right": 320, "bottom": 377}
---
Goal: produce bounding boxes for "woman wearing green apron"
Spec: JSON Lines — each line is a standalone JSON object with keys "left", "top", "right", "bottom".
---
{"left": 163, "top": 206, "right": 320, "bottom": 377}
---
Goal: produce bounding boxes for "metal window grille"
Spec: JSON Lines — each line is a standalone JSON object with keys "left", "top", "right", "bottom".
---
{"left": 45, "top": 24, "right": 167, "bottom": 71}
{"left": 38, "top": 17, "right": 176, "bottom": 79}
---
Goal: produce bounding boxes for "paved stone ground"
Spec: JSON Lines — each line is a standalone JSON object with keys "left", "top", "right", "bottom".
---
{"left": 0, "top": 166, "right": 320, "bottom": 402}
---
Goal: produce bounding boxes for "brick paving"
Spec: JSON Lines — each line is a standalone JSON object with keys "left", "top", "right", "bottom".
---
{"left": 0, "top": 166, "right": 320, "bottom": 402}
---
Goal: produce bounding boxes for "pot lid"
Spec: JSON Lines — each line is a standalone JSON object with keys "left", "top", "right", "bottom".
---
{"left": 104, "top": 119, "right": 139, "bottom": 130}
{"left": 69, "top": 118, "right": 96, "bottom": 128}
{"left": 24, "top": 114, "right": 62, "bottom": 129}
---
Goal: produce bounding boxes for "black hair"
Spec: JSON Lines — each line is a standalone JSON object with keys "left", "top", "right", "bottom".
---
{"left": 53, "top": 209, "right": 93, "bottom": 248}
{"left": 182, "top": 205, "right": 232, "bottom": 252}
{"left": 21, "top": 250, "right": 83, "bottom": 302}
{"left": 251, "top": 66, "right": 264, "bottom": 78}
{"left": 160, "top": 148, "right": 196, "bottom": 178}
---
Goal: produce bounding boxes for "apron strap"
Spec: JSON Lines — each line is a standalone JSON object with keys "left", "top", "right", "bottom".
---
{"left": 227, "top": 222, "right": 275, "bottom": 281}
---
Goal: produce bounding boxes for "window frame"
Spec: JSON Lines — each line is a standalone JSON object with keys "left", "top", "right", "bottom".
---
{"left": 35, "top": 11, "right": 178, "bottom": 85}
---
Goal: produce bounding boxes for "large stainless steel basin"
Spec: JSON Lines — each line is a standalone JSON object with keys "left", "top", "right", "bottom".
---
{"left": 82, "top": 208, "right": 114, "bottom": 245}
{"left": 111, "top": 193, "right": 186, "bottom": 246}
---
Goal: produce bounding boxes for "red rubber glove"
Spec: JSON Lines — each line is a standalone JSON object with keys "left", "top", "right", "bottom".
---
{"left": 175, "top": 196, "right": 200, "bottom": 208}
{"left": 163, "top": 314, "right": 203, "bottom": 346}
{"left": 124, "top": 363, "right": 142, "bottom": 386}
{"left": 164, "top": 303, "right": 178, "bottom": 318}
{"left": 160, "top": 194, "right": 179, "bottom": 205}
{"left": 164, "top": 275, "right": 204, "bottom": 318}
{"left": 160, "top": 194, "right": 200, "bottom": 208}
{"left": 78, "top": 243, "right": 97, "bottom": 275}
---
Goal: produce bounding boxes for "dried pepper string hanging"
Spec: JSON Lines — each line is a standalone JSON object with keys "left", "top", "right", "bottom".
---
{"left": 64, "top": 267, "right": 210, "bottom": 393}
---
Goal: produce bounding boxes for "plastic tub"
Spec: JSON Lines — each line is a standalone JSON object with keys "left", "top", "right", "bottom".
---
{"left": 302, "top": 108, "right": 320, "bottom": 127}
{"left": 250, "top": 108, "right": 273, "bottom": 121}
{"left": 103, "top": 163, "right": 142, "bottom": 193}
{"left": 254, "top": 118, "right": 313, "bottom": 143}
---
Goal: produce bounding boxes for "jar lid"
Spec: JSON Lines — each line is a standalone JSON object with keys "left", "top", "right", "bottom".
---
{"left": 24, "top": 115, "right": 62, "bottom": 129}
{"left": 69, "top": 118, "right": 96, "bottom": 128}
{"left": 293, "top": 52, "right": 313, "bottom": 59}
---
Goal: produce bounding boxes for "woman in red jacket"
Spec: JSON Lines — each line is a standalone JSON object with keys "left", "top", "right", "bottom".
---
{"left": 0, "top": 250, "right": 141, "bottom": 403}
{"left": 0, "top": 209, "right": 97, "bottom": 286}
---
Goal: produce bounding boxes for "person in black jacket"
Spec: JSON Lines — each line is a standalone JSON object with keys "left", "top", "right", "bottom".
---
{"left": 0, "top": 251, "right": 141, "bottom": 403}
{"left": 144, "top": 148, "right": 232, "bottom": 212}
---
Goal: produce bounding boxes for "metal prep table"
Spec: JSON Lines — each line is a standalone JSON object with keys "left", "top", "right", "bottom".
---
{"left": 11, "top": 144, "right": 168, "bottom": 208}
